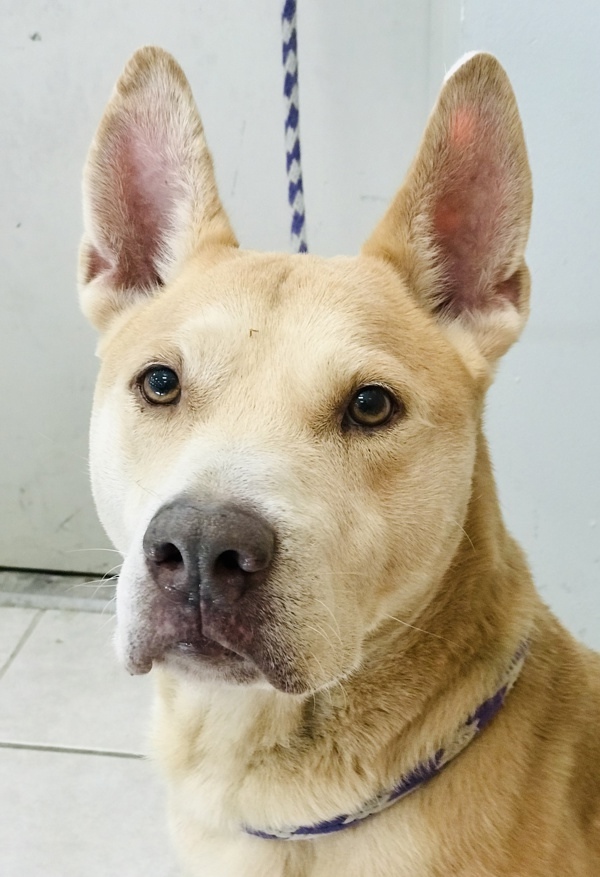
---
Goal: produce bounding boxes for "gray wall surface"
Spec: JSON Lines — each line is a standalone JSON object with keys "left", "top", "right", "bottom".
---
{"left": 432, "top": 0, "right": 600, "bottom": 648}
{"left": 1, "top": 1, "right": 598, "bottom": 646}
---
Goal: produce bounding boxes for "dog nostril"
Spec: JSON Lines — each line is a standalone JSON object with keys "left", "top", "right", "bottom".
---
{"left": 216, "top": 550, "right": 242, "bottom": 573}
{"left": 214, "top": 546, "right": 272, "bottom": 577}
{"left": 152, "top": 541, "right": 184, "bottom": 571}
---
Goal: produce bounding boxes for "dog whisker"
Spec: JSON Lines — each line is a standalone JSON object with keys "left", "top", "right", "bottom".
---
{"left": 313, "top": 659, "right": 336, "bottom": 710}
{"left": 134, "top": 479, "right": 161, "bottom": 498}
{"left": 83, "top": 563, "right": 121, "bottom": 579}
{"left": 66, "top": 547, "right": 123, "bottom": 555}
{"left": 328, "top": 675, "right": 349, "bottom": 712}
{"left": 69, "top": 565, "right": 121, "bottom": 586}
{"left": 304, "top": 622, "right": 337, "bottom": 656}
{"left": 314, "top": 600, "right": 343, "bottom": 644}
{"left": 72, "top": 582, "right": 117, "bottom": 590}
{"left": 381, "top": 613, "right": 455, "bottom": 645}
{"left": 99, "top": 598, "right": 118, "bottom": 629}
{"left": 326, "top": 572, "right": 366, "bottom": 578}
{"left": 451, "top": 518, "right": 476, "bottom": 553}
{"left": 66, "top": 568, "right": 120, "bottom": 603}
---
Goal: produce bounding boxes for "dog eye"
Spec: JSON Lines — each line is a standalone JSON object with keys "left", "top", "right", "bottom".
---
{"left": 345, "top": 385, "right": 398, "bottom": 428}
{"left": 139, "top": 366, "right": 181, "bottom": 405}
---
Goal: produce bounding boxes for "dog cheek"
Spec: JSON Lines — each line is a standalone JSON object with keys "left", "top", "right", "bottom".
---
{"left": 262, "top": 556, "right": 362, "bottom": 691}
{"left": 90, "top": 386, "right": 183, "bottom": 553}
{"left": 113, "top": 560, "right": 145, "bottom": 671}
{"left": 327, "top": 432, "right": 476, "bottom": 627}
{"left": 89, "top": 400, "right": 131, "bottom": 551}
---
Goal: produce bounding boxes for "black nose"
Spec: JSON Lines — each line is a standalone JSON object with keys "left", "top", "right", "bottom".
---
{"left": 143, "top": 500, "right": 275, "bottom": 605}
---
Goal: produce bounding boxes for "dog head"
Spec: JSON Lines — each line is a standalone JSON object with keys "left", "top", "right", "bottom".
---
{"left": 80, "top": 48, "right": 531, "bottom": 694}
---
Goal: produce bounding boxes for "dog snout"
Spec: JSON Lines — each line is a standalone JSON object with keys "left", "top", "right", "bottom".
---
{"left": 143, "top": 499, "right": 275, "bottom": 605}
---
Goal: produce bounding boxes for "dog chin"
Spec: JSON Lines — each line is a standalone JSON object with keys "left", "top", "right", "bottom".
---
{"left": 158, "top": 645, "right": 323, "bottom": 695}
{"left": 117, "top": 625, "right": 314, "bottom": 693}
{"left": 117, "top": 623, "right": 260, "bottom": 682}
{"left": 159, "top": 644, "right": 266, "bottom": 686}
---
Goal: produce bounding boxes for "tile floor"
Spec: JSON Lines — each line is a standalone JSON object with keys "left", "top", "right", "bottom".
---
{"left": 0, "top": 604, "right": 180, "bottom": 876}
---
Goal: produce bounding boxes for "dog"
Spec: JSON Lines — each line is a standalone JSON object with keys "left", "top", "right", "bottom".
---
{"left": 78, "top": 47, "right": 600, "bottom": 875}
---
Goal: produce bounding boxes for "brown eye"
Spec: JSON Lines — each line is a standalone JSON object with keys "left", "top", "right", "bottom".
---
{"left": 345, "top": 385, "right": 398, "bottom": 428}
{"left": 139, "top": 366, "right": 181, "bottom": 405}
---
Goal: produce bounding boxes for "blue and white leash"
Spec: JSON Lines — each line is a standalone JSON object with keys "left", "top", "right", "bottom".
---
{"left": 281, "top": 0, "right": 308, "bottom": 253}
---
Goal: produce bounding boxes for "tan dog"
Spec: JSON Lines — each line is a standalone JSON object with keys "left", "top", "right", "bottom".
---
{"left": 79, "top": 48, "right": 600, "bottom": 876}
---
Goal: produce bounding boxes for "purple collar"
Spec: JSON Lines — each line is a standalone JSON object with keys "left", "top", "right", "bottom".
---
{"left": 244, "top": 641, "right": 528, "bottom": 840}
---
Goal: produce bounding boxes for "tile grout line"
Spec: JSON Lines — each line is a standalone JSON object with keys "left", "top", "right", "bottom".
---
{"left": 0, "top": 608, "right": 44, "bottom": 681}
{"left": 0, "top": 592, "right": 115, "bottom": 614}
{"left": 0, "top": 740, "right": 143, "bottom": 760}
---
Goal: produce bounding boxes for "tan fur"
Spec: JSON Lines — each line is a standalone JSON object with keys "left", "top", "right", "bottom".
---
{"left": 80, "top": 47, "right": 600, "bottom": 875}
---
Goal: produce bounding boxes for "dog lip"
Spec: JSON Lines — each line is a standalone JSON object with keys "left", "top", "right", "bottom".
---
{"left": 171, "top": 637, "right": 242, "bottom": 660}
{"left": 124, "top": 635, "right": 244, "bottom": 678}
{"left": 123, "top": 651, "right": 154, "bottom": 676}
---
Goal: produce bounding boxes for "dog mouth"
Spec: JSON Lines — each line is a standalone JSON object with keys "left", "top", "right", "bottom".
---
{"left": 124, "top": 629, "right": 253, "bottom": 679}
{"left": 121, "top": 588, "right": 261, "bottom": 680}
{"left": 159, "top": 632, "right": 258, "bottom": 680}
{"left": 170, "top": 637, "right": 239, "bottom": 660}
{"left": 166, "top": 631, "right": 251, "bottom": 671}
{"left": 120, "top": 591, "right": 326, "bottom": 694}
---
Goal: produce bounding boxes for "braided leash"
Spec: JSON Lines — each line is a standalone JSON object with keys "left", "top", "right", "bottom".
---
{"left": 281, "top": 0, "right": 308, "bottom": 253}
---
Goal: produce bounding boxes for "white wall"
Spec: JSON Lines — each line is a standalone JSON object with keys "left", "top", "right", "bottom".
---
{"left": 431, "top": 0, "right": 600, "bottom": 648}
{"left": 1, "top": 1, "right": 598, "bottom": 648}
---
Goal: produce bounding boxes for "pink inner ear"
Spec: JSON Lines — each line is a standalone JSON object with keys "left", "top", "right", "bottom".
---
{"left": 431, "top": 105, "right": 517, "bottom": 316}
{"left": 87, "top": 119, "right": 184, "bottom": 290}
{"left": 448, "top": 106, "right": 477, "bottom": 148}
{"left": 83, "top": 247, "right": 112, "bottom": 286}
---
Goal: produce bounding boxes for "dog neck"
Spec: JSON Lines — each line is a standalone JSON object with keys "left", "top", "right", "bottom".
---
{"left": 244, "top": 639, "right": 528, "bottom": 839}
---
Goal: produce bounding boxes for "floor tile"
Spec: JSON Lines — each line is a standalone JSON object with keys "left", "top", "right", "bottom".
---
{"left": 0, "top": 610, "right": 153, "bottom": 753}
{"left": 0, "top": 747, "right": 179, "bottom": 877}
{"left": 0, "top": 607, "right": 39, "bottom": 671}
{"left": 0, "top": 568, "right": 116, "bottom": 613}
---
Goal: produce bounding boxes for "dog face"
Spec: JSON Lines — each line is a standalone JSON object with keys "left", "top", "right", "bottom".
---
{"left": 80, "top": 49, "right": 531, "bottom": 694}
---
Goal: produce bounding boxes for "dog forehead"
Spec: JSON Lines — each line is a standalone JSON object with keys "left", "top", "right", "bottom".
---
{"left": 163, "top": 250, "right": 435, "bottom": 355}
{"left": 174, "top": 252, "right": 370, "bottom": 312}
{"left": 97, "top": 249, "right": 470, "bottom": 402}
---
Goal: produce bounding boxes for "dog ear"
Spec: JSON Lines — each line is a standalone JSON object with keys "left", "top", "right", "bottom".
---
{"left": 79, "top": 46, "right": 237, "bottom": 331}
{"left": 363, "top": 53, "right": 532, "bottom": 365}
